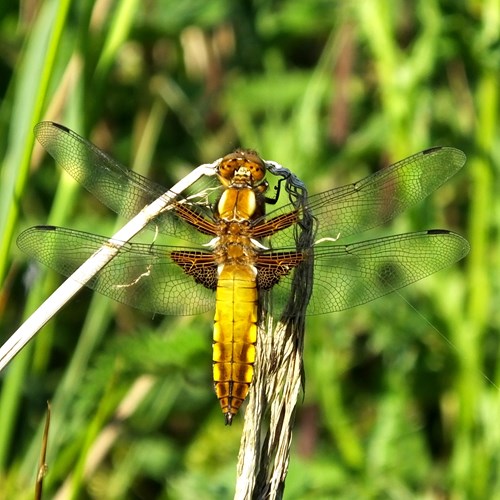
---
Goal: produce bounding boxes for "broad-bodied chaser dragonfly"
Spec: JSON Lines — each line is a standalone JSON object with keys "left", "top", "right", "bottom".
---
{"left": 18, "top": 122, "right": 470, "bottom": 424}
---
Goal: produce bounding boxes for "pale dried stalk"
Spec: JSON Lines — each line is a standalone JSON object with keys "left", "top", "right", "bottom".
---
{"left": 0, "top": 162, "right": 217, "bottom": 371}
{"left": 234, "top": 160, "right": 312, "bottom": 500}
{"left": 235, "top": 315, "right": 305, "bottom": 500}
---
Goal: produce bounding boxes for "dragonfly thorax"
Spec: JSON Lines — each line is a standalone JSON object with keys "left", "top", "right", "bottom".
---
{"left": 217, "top": 187, "right": 259, "bottom": 221}
{"left": 213, "top": 222, "right": 259, "bottom": 264}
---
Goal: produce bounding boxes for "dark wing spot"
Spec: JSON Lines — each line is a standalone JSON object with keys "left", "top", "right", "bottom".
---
{"left": 376, "top": 261, "right": 405, "bottom": 291}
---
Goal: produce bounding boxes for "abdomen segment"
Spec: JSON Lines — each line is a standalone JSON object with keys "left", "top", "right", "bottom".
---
{"left": 213, "top": 264, "right": 258, "bottom": 425}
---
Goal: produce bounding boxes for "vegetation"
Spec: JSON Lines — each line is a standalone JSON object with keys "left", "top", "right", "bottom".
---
{"left": 0, "top": 0, "right": 498, "bottom": 498}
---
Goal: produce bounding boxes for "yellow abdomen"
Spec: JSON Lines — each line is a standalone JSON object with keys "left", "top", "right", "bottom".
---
{"left": 213, "top": 263, "right": 258, "bottom": 424}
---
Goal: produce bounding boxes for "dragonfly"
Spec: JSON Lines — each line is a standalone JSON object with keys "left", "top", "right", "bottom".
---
{"left": 18, "top": 122, "right": 470, "bottom": 424}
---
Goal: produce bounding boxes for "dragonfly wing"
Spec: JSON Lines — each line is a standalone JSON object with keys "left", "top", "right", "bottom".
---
{"left": 35, "top": 122, "right": 167, "bottom": 217}
{"left": 17, "top": 226, "right": 216, "bottom": 316}
{"left": 266, "top": 230, "right": 469, "bottom": 317}
{"left": 307, "top": 230, "right": 469, "bottom": 314}
{"left": 34, "top": 122, "right": 219, "bottom": 244}
{"left": 264, "top": 147, "right": 466, "bottom": 247}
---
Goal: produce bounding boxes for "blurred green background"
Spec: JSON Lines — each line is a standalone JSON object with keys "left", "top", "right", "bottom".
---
{"left": 0, "top": 0, "right": 498, "bottom": 498}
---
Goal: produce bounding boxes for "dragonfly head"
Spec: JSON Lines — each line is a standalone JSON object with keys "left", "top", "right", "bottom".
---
{"left": 217, "top": 149, "right": 267, "bottom": 188}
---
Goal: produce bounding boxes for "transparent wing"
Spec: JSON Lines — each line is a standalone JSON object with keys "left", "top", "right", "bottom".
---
{"left": 17, "top": 229, "right": 469, "bottom": 318}
{"left": 17, "top": 226, "right": 216, "bottom": 315}
{"left": 262, "top": 147, "right": 466, "bottom": 246}
{"left": 265, "top": 230, "right": 469, "bottom": 316}
{"left": 34, "top": 122, "right": 221, "bottom": 244}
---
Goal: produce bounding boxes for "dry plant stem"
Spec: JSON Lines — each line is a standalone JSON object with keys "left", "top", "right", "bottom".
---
{"left": 235, "top": 316, "right": 304, "bottom": 500}
{"left": 34, "top": 402, "right": 51, "bottom": 500}
{"left": 235, "top": 156, "right": 311, "bottom": 500}
{"left": 0, "top": 163, "right": 218, "bottom": 371}
{"left": 266, "top": 322, "right": 303, "bottom": 495}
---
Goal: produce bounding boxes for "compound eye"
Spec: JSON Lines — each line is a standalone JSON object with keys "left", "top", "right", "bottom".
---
{"left": 243, "top": 151, "right": 266, "bottom": 181}
{"left": 218, "top": 160, "right": 238, "bottom": 180}
{"left": 249, "top": 162, "right": 265, "bottom": 181}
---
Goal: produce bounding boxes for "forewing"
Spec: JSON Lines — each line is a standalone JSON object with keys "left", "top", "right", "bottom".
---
{"left": 263, "top": 147, "right": 466, "bottom": 246}
{"left": 17, "top": 226, "right": 216, "bottom": 315}
{"left": 34, "top": 122, "right": 220, "bottom": 244}
{"left": 266, "top": 230, "right": 469, "bottom": 316}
